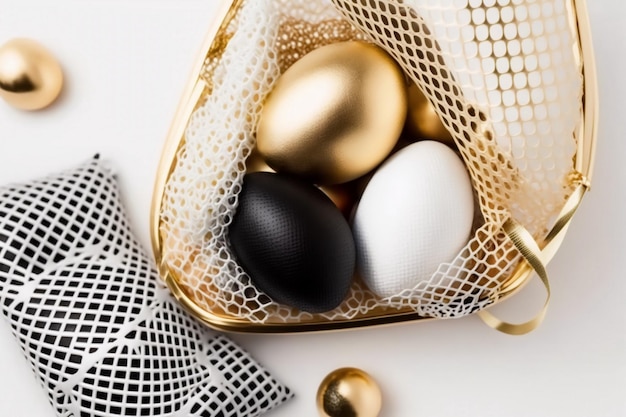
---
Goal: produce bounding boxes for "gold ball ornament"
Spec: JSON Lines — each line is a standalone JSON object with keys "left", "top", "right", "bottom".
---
{"left": 257, "top": 41, "right": 407, "bottom": 185}
{"left": 316, "top": 367, "right": 382, "bottom": 417}
{"left": 0, "top": 38, "right": 64, "bottom": 110}
{"left": 406, "top": 82, "right": 454, "bottom": 145}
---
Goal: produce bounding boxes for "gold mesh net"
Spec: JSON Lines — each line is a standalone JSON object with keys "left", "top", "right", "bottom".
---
{"left": 156, "top": 0, "right": 585, "bottom": 327}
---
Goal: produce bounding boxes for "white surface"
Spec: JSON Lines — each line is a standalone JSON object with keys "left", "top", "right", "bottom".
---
{"left": 0, "top": 1, "right": 624, "bottom": 416}
{"left": 354, "top": 141, "right": 475, "bottom": 299}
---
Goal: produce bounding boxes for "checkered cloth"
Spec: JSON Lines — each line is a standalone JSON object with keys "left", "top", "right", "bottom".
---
{"left": 0, "top": 156, "right": 292, "bottom": 417}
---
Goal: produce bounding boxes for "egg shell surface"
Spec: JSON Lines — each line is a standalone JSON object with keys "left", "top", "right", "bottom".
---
{"left": 229, "top": 172, "right": 356, "bottom": 313}
{"left": 352, "top": 141, "right": 474, "bottom": 298}
{"left": 256, "top": 41, "right": 407, "bottom": 185}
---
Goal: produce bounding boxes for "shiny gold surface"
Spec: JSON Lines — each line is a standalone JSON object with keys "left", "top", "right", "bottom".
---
{"left": 574, "top": 0, "right": 598, "bottom": 183}
{"left": 317, "top": 368, "right": 382, "bottom": 417}
{"left": 256, "top": 41, "right": 407, "bottom": 185}
{"left": 405, "top": 82, "right": 454, "bottom": 145}
{"left": 150, "top": 0, "right": 598, "bottom": 333}
{"left": 0, "top": 38, "right": 63, "bottom": 110}
{"left": 245, "top": 149, "right": 275, "bottom": 174}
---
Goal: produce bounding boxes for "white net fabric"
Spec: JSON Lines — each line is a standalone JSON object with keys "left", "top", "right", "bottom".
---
{"left": 334, "top": 0, "right": 582, "bottom": 234}
{"left": 0, "top": 158, "right": 292, "bottom": 416}
{"left": 159, "top": 0, "right": 583, "bottom": 323}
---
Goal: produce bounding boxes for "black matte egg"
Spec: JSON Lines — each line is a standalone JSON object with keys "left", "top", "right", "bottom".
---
{"left": 229, "top": 172, "right": 355, "bottom": 313}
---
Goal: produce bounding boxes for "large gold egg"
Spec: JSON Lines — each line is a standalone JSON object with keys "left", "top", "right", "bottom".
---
{"left": 0, "top": 38, "right": 63, "bottom": 110}
{"left": 256, "top": 41, "right": 407, "bottom": 185}
{"left": 406, "top": 82, "right": 454, "bottom": 145}
{"left": 316, "top": 367, "right": 382, "bottom": 417}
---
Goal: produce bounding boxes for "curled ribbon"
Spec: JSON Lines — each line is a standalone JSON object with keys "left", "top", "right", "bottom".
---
{"left": 478, "top": 180, "right": 588, "bottom": 335}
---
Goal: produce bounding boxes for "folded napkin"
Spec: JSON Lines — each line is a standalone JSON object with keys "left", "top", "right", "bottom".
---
{"left": 0, "top": 156, "right": 292, "bottom": 417}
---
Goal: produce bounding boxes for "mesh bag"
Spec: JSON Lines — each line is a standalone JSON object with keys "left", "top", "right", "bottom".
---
{"left": 0, "top": 157, "right": 292, "bottom": 416}
{"left": 153, "top": 0, "right": 596, "bottom": 331}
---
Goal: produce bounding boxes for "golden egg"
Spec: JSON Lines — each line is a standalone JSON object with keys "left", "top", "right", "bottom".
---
{"left": 319, "top": 182, "right": 358, "bottom": 218}
{"left": 0, "top": 38, "right": 63, "bottom": 110}
{"left": 316, "top": 367, "right": 382, "bottom": 417}
{"left": 245, "top": 149, "right": 275, "bottom": 173}
{"left": 406, "top": 82, "right": 454, "bottom": 145}
{"left": 256, "top": 41, "right": 407, "bottom": 185}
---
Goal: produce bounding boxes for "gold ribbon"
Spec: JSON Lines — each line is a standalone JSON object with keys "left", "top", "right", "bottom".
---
{"left": 477, "top": 180, "right": 588, "bottom": 335}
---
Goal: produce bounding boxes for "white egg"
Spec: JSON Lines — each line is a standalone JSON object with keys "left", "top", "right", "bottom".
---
{"left": 352, "top": 141, "right": 474, "bottom": 298}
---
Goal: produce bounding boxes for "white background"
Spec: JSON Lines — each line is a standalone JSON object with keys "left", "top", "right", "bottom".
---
{"left": 0, "top": 1, "right": 624, "bottom": 416}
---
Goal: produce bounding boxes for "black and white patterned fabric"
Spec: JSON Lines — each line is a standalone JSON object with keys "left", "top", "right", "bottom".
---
{"left": 0, "top": 156, "right": 292, "bottom": 417}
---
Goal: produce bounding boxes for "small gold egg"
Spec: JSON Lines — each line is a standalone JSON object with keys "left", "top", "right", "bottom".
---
{"left": 257, "top": 41, "right": 407, "bottom": 185}
{"left": 406, "top": 82, "right": 454, "bottom": 145}
{"left": 319, "top": 182, "right": 358, "bottom": 218}
{"left": 0, "top": 38, "right": 64, "bottom": 110}
{"left": 245, "top": 149, "right": 275, "bottom": 173}
{"left": 316, "top": 367, "right": 382, "bottom": 417}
